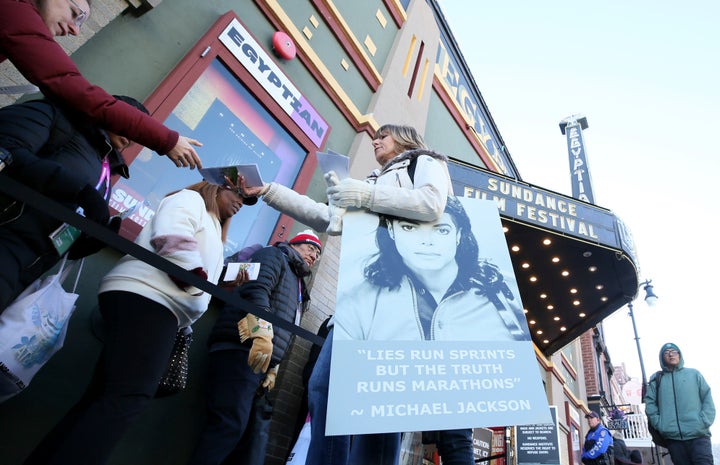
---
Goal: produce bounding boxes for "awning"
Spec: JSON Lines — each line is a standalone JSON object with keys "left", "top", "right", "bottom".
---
{"left": 449, "top": 161, "right": 640, "bottom": 356}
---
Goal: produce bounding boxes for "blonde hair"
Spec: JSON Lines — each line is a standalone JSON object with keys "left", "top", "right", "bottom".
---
{"left": 374, "top": 124, "right": 428, "bottom": 154}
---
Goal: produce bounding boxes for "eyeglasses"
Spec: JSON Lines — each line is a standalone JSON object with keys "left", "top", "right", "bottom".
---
{"left": 663, "top": 349, "right": 679, "bottom": 356}
{"left": 68, "top": 0, "right": 88, "bottom": 28}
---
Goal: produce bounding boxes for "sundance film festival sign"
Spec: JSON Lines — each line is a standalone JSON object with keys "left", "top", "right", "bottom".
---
{"left": 219, "top": 19, "right": 329, "bottom": 148}
{"left": 449, "top": 162, "right": 620, "bottom": 249}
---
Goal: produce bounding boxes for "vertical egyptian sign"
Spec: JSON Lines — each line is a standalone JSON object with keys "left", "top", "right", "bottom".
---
{"left": 327, "top": 197, "right": 550, "bottom": 435}
{"left": 219, "top": 18, "right": 329, "bottom": 148}
{"left": 564, "top": 123, "right": 595, "bottom": 203}
{"left": 516, "top": 406, "right": 560, "bottom": 465}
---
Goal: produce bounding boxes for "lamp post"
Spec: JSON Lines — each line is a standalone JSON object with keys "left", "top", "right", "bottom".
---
{"left": 628, "top": 279, "right": 659, "bottom": 393}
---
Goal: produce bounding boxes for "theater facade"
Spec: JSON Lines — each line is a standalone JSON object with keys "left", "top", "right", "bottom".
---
{"left": 0, "top": 1, "right": 640, "bottom": 464}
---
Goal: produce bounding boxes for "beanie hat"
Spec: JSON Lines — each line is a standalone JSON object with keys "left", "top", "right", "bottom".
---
{"left": 661, "top": 342, "right": 680, "bottom": 355}
{"left": 289, "top": 229, "right": 322, "bottom": 252}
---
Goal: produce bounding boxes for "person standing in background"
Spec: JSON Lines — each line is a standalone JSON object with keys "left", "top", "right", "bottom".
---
{"left": 645, "top": 343, "right": 715, "bottom": 465}
{"left": 0, "top": 0, "right": 203, "bottom": 169}
{"left": 582, "top": 411, "right": 614, "bottom": 465}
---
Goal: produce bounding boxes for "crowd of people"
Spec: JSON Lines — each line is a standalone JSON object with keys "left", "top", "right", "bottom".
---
{"left": 0, "top": 2, "right": 716, "bottom": 465}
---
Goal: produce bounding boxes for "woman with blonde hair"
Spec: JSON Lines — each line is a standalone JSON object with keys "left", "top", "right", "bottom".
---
{"left": 24, "top": 180, "right": 256, "bottom": 465}
{"left": 240, "top": 123, "right": 452, "bottom": 465}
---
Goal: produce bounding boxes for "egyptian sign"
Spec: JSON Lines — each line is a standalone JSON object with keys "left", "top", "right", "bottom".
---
{"left": 516, "top": 406, "right": 560, "bottom": 465}
{"left": 327, "top": 197, "right": 550, "bottom": 435}
{"left": 565, "top": 124, "right": 596, "bottom": 203}
{"left": 219, "top": 18, "right": 329, "bottom": 148}
{"left": 434, "top": 36, "right": 516, "bottom": 178}
{"left": 449, "top": 162, "right": 621, "bottom": 250}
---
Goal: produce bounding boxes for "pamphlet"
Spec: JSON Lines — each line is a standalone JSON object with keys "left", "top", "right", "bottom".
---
{"left": 199, "top": 164, "right": 264, "bottom": 187}
{"left": 224, "top": 262, "right": 261, "bottom": 281}
{"left": 49, "top": 222, "right": 81, "bottom": 256}
{"left": 316, "top": 150, "right": 349, "bottom": 179}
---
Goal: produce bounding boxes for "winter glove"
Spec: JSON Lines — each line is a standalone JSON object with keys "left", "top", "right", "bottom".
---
{"left": 324, "top": 171, "right": 346, "bottom": 235}
{"left": 238, "top": 314, "right": 273, "bottom": 374}
{"left": 326, "top": 178, "right": 374, "bottom": 209}
{"left": 169, "top": 267, "right": 208, "bottom": 296}
{"left": 76, "top": 184, "right": 110, "bottom": 225}
{"left": 262, "top": 365, "right": 279, "bottom": 391}
{"left": 67, "top": 216, "right": 122, "bottom": 260}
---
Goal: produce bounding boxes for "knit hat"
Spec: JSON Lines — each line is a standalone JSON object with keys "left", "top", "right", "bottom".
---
{"left": 661, "top": 342, "right": 680, "bottom": 354}
{"left": 289, "top": 229, "right": 322, "bottom": 252}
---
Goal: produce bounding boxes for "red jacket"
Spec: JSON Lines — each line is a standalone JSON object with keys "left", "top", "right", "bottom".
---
{"left": 0, "top": 0, "right": 178, "bottom": 154}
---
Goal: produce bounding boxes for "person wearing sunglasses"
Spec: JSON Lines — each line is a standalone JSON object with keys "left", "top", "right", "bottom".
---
{"left": 0, "top": 0, "right": 203, "bottom": 170}
{"left": 644, "top": 343, "right": 715, "bottom": 465}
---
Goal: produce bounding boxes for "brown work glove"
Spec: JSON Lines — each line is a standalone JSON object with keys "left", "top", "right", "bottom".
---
{"left": 238, "top": 314, "right": 273, "bottom": 374}
{"left": 262, "top": 365, "right": 279, "bottom": 391}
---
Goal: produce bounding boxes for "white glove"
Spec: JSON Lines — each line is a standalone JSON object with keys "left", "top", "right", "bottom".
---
{"left": 324, "top": 171, "right": 346, "bottom": 235}
{"left": 326, "top": 178, "right": 374, "bottom": 209}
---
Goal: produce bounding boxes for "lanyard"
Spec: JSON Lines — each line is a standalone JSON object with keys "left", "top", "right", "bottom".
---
{"left": 95, "top": 156, "right": 111, "bottom": 199}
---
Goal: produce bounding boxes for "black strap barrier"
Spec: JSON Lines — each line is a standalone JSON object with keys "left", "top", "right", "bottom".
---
{"left": 476, "top": 452, "right": 506, "bottom": 463}
{"left": 0, "top": 175, "right": 325, "bottom": 346}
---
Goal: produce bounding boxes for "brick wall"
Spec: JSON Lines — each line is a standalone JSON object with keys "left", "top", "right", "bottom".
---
{"left": 581, "top": 331, "right": 599, "bottom": 395}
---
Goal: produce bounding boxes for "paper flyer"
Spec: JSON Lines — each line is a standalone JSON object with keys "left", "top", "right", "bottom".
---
{"left": 316, "top": 150, "right": 349, "bottom": 180}
{"left": 199, "top": 164, "right": 264, "bottom": 187}
{"left": 224, "top": 262, "right": 261, "bottom": 281}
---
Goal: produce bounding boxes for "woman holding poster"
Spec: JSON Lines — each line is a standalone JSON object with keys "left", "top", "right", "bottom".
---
{"left": 238, "top": 124, "right": 452, "bottom": 465}
{"left": 333, "top": 196, "right": 528, "bottom": 342}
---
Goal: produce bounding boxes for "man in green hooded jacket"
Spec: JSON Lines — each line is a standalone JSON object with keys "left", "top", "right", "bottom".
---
{"left": 644, "top": 342, "right": 715, "bottom": 465}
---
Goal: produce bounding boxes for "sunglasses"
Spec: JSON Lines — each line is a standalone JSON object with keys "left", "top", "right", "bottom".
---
{"left": 663, "top": 349, "right": 679, "bottom": 356}
{"left": 68, "top": 0, "right": 88, "bottom": 28}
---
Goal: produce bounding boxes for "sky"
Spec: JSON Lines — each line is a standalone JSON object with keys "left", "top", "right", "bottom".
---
{"left": 439, "top": 0, "right": 720, "bottom": 436}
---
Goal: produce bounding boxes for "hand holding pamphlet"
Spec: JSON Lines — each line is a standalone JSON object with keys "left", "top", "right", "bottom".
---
{"left": 199, "top": 164, "right": 264, "bottom": 187}
{"left": 224, "top": 262, "right": 261, "bottom": 281}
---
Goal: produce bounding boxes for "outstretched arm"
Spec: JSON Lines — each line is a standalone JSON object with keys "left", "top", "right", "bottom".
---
{"left": 0, "top": 1, "right": 202, "bottom": 168}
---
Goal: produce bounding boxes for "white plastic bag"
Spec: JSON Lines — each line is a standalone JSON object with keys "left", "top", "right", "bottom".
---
{"left": 286, "top": 413, "right": 312, "bottom": 463}
{"left": 0, "top": 256, "right": 82, "bottom": 402}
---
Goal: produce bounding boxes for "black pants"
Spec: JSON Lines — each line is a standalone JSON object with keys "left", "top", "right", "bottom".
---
{"left": 666, "top": 436, "right": 714, "bottom": 465}
{"left": 187, "top": 348, "right": 264, "bottom": 465}
{"left": 23, "top": 291, "right": 179, "bottom": 465}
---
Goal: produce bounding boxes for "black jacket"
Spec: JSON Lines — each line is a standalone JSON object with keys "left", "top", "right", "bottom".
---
{"left": 0, "top": 98, "right": 127, "bottom": 214}
{"left": 0, "top": 98, "right": 126, "bottom": 309}
{"left": 208, "top": 242, "right": 311, "bottom": 365}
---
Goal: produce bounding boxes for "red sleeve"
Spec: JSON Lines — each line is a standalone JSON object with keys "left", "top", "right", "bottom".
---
{"left": 0, "top": 0, "right": 179, "bottom": 154}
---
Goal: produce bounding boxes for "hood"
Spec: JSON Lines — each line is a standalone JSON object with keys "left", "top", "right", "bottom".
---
{"left": 659, "top": 342, "right": 684, "bottom": 371}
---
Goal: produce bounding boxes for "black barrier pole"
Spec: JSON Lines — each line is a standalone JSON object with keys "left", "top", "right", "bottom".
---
{"left": 0, "top": 176, "right": 325, "bottom": 346}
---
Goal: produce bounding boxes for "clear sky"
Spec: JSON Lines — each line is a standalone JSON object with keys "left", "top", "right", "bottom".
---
{"left": 438, "top": 0, "right": 720, "bottom": 437}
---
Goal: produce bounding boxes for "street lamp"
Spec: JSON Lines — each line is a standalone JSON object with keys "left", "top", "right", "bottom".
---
{"left": 628, "top": 279, "right": 659, "bottom": 393}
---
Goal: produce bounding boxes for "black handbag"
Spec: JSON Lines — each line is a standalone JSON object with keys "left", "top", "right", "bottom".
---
{"left": 156, "top": 326, "right": 193, "bottom": 398}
